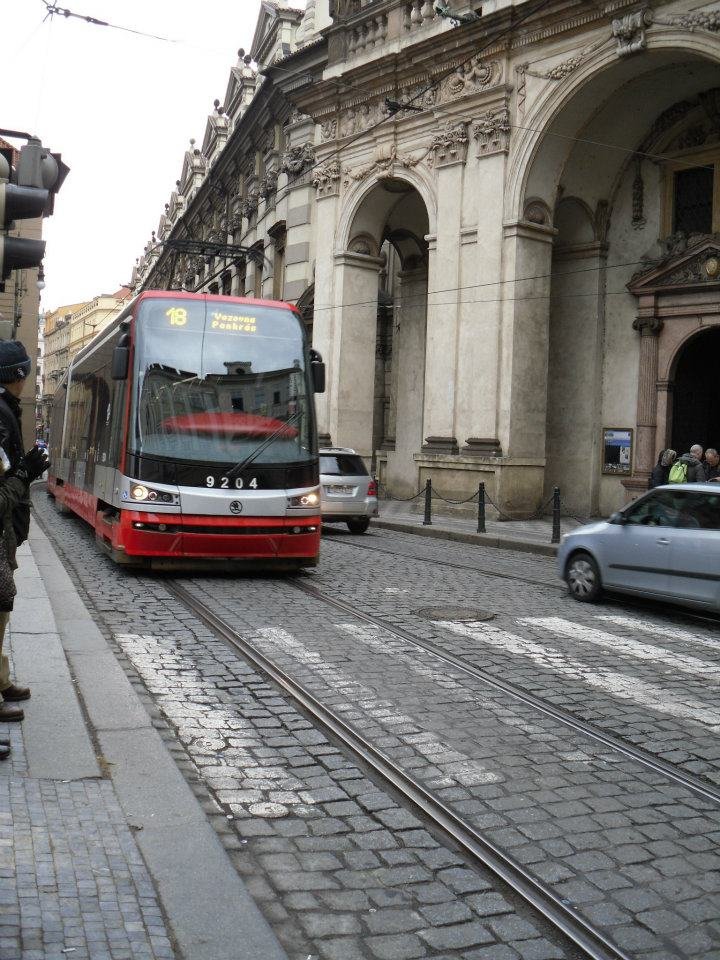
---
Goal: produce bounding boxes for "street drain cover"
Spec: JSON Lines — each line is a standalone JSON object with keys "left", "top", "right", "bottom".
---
{"left": 417, "top": 606, "right": 495, "bottom": 622}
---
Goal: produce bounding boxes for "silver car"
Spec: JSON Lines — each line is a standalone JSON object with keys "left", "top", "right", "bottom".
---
{"left": 319, "top": 448, "right": 378, "bottom": 534}
{"left": 558, "top": 484, "right": 720, "bottom": 611}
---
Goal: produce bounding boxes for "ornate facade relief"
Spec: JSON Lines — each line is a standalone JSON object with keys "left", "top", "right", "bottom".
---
{"left": 344, "top": 143, "right": 427, "bottom": 182}
{"left": 654, "top": 8, "right": 720, "bottom": 33}
{"left": 612, "top": 8, "right": 653, "bottom": 56}
{"left": 472, "top": 108, "right": 510, "bottom": 157}
{"left": 321, "top": 119, "right": 337, "bottom": 142}
{"left": 312, "top": 158, "right": 342, "bottom": 197}
{"left": 259, "top": 170, "right": 279, "bottom": 199}
{"left": 348, "top": 232, "right": 379, "bottom": 257}
{"left": 280, "top": 143, "right": 316, "bottom": 176}
{"left": 429, "top": 121, "right": 469, "bottom": 167}
{"left": 440, "top": 58, "right": 501, "bottom": 101}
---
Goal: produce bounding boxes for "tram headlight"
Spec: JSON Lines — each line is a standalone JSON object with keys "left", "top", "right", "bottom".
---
{"left": 288, "top": 491, "right": 319, "bottom": 508}
{"left": 128, "top": 484, "right": 178, "bottom": 504}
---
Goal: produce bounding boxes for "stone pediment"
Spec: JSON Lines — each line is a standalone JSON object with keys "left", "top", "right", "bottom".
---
{"left": 628, "top": 234, "right": 720, "bottom": 295}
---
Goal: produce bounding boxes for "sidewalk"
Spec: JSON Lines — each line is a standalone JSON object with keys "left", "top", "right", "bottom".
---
{"left": 0, "top": 521, "right": 288, "bottom": 960}
{"left": 372, "top": 499, "right": 592, "bottom": 557}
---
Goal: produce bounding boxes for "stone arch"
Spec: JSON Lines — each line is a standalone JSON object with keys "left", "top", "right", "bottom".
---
{"left": 501, "top": 39, "right": 720, "bottom": 515}
{"left": 336, "top": 165, "right": 437, "bottom": 256}
{"left": 507, "top": 33, "right": 720, "bottom": 224}
{"left": 326, "top": 174, "right": 432, "bottom": 493}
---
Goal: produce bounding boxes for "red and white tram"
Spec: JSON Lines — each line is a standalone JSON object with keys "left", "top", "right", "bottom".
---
{"left": 48, "top": 291, "right": 324, "bottom": 568}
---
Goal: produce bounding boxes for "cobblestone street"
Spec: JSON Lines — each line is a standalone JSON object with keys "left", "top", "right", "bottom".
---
{"left": 5, "top": 492, "right": 714, "bottom": 960}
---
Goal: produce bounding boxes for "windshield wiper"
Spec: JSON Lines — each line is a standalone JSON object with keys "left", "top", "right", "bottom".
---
{"left": 228, "top": 411, "right": 304, "bottom": 477}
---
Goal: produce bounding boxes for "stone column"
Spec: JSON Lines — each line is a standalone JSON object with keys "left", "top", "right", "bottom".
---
{"left": 310, "top": 159, "right": 341, "bottom": 445}
{"left": 332, "top": 252, "right": 383, "bottom": 458}
{"left": 421, "top": 121, "right": 469, "bottom": 455}
{"left": 386, "top": 266, "right": 428, "bottom": 492}
{"left": 631, "top": 315, "right": 663, "bottom": 485}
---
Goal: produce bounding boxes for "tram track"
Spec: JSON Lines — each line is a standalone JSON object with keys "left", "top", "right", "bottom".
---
{"left": 291, "top": 579, "right": 720, "bottom": 804}
{"left": 166, "top": 578, "right": 633, "bottom": 960}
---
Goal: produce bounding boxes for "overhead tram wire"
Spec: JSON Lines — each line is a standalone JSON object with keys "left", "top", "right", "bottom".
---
{"left": 39, "top": 0, "right": 180, "bottom": 43}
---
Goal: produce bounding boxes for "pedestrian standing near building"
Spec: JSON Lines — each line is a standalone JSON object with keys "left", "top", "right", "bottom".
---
{"left": 703, "top": 447, "right": 720, "bottom": 481}
{"left": 0, "top": 341, "right": 50, "bottom": 746}
{"left": 649, "top": 449, "right": 676, "bottom": 488}
{"left": 669, "top": 444, "right": 706, "bottom": 483}
{"left": 0, "top": 445, "right": 48, "bottom": 752}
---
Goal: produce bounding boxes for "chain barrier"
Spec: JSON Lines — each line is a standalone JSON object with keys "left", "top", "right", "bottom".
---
{"left": 376, "top": 478, "right": 593, "bottom": 544}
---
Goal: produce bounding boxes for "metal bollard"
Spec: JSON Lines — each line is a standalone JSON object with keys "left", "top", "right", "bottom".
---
{"left": 422, "top": 478, "right": 432, "bottom": 525}
{"left": 477, "top": 482, "right": 486, "bottom": 534}
{"left": 551, "top": 486, "right": 561, "bottom": 544}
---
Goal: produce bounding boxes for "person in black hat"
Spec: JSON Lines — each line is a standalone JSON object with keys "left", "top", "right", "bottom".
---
{"left": 0, "top": 340, "right": 49, "bottom": 733}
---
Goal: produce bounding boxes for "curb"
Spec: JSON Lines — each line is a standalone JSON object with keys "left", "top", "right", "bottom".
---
{"left": 372, "top": 518, "right": 559, "bottom": 557}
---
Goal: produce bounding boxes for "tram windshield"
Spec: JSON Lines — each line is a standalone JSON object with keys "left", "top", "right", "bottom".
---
{"left": 131, "top": 297, "right": 314, "bottom": 464}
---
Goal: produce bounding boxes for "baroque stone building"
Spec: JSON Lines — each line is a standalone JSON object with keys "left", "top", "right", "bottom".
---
{"left": 135, "top": 0, "right": 720, "bottom": 517}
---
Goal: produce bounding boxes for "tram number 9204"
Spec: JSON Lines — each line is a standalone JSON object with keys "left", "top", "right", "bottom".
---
{"left": 206, "top": 476, "right": 259, "bottom": 489}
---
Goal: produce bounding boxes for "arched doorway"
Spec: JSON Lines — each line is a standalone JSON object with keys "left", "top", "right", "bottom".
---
{"left": 510, "top": 44, "right": 720, "bottom": 514}
{"left": 331, "top": 176, "right": 430, "bottom": 492}
{"left": 671, "top": 328, "right": 720, "bottom": 455}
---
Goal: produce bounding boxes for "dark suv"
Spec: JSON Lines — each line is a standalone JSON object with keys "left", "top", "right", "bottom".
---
{"left": 319, "top": 448, "right": 378, "bottom": 534}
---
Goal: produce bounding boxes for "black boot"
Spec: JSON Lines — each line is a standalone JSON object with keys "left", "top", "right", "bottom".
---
{"left": 0, "top": 702, "right": 24, "bottom": 721}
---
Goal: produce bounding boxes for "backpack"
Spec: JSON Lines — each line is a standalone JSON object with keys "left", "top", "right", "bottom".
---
{"left": 668, "top": 460, "right": 688, "bottom": 484}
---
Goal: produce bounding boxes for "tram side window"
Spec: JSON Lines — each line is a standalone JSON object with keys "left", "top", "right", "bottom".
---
{"left": 64, "top": 378, "right": 94, "bottom": 461}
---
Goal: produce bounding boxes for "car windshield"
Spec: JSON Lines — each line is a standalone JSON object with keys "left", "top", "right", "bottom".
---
{"left": 320, "top": 454, "right": 368, "bottom": 476}
{"left": 131, "top": 297, "right": 314, "bottom": 464}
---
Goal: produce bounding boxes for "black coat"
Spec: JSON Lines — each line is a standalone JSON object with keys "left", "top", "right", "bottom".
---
{"left": 0, "top": 390, "right": 30, "bottom": 545}
{"left": 649, "top": 464, "right": 670, "bottom": 488}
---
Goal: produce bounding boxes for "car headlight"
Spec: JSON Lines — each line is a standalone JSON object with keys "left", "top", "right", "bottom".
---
{"left": 288, "top": 492, "right": 319, "bottom": 507}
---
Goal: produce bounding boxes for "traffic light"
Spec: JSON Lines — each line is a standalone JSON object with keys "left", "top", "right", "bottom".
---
{"left": 0, "top": 136, "right": 65, "bottom": 285}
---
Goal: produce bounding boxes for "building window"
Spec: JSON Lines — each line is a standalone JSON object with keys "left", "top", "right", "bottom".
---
{"left": 673, "top": 166, "right": 714, "bottom": 234}
{"left": 664, "top": 150, "right": 719, "bottom": 237}
{"left": 221, "top": 271, "right": 232, "bottom": 296}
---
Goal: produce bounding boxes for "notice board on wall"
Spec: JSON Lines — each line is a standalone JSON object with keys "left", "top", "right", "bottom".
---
{"left": 602, "top": 428, "right": 633, "bottom": 475}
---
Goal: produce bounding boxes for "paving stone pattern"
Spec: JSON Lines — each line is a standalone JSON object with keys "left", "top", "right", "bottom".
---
{"left": 322, "top": 528, "right": 720, "bottom": 786}
{"left": 0, "top": 774, "right": 174, "bottom": 960}
{"left": 32, "top": 493, "right": 577, "bottom": 960}
{"left": 33, "top": 494, "right": 720, "bottom": 959}
{"left": 180, "top": 575, "right": 720, "bottom": 960}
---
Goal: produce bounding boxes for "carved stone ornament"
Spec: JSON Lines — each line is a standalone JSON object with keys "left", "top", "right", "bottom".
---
{"left": 260, "top": 170, "right": 279, "bottom": 198}
{"left": 321, "top": 119, "right": 337, "bottom": 141}
{"left": 348, "top": 233, "right": 379, "bottom": 257}
{"left": 228, "top": 212, "right": 243, "bottom": 233}
{"left": 339, "top": 100, "right": 386, "bottom": 139}
{"left": 657, "top": 245, "right": 720, "bottom": 287}
{"left": 280, "top": 143, "right": 315, "bottom": 176}
{"left": 441, "top": 59, "right": 501, "bottom": 101}
{"left": 632, "top": 316, "right": 664, "bottom": 335}
{"left": 522, "top": 36, "right": 606, "bottom": 81}
{"left": 312, "top": 158, "right": 342, "bottom": 197}
{"left": 523, "top": 199, "right": 552, "bottom": 227}
{"left": 240, "top": 193, "right": 259, "bottom": 218}
{"left": 472, "top": 108, "right": 510, "bottom": 157}
{"left": 654, "top": 8, "right": 720, "bottom": 33}
{"left": 612, "top": 8, "right": 653, "bottom": 57}
{"left": 430, "top": 121, "right": 469, "bottom": 166}
{"left": 344, "top": 144, "right": 426, "bottom": 183}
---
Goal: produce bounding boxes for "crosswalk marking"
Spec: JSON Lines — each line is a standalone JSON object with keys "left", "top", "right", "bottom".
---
{"left": 260, "top": 623, "right": 501, "bottom": 787}
{"left": 595, "top": 614, "right": 720, "bottom": 653}
{"left": 521, "top": 617, "right": 720, "bottom": 682}
{"left": 434, "top": 620, "right": 720, "bottom": 731}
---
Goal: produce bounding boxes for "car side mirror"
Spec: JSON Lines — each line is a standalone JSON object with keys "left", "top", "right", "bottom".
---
{"left": 609, "top": 511, "right": 627, "bottom": 525}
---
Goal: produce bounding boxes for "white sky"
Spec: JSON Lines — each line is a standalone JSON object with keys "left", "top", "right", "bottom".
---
{"left": 5, "top": 0, "right": 307, "bottom": 313}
